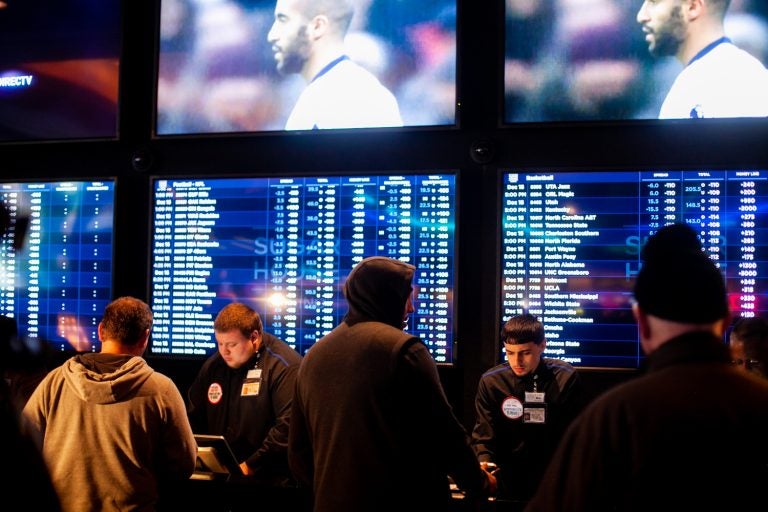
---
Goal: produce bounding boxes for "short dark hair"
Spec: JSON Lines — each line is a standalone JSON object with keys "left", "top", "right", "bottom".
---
{"left": 214, "top": 302, "right": 263, "bottom": 338}
{"left": 501, "top": 313, "right": 544, "bottom": 346}
{"left": 100, "top": 297, "right": 153, "bottom": 346}
{"left": 302, "top": 0, "right": 355, "bottom": 34}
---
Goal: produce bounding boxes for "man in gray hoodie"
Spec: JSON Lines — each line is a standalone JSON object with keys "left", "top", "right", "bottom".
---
{"left": 22, "top": 296, "right": 197, "bottom": 512}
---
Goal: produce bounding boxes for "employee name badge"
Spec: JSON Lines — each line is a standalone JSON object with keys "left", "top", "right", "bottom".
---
{"left": 502, "top": 396, "right": 524, "bottom": 420}
{"left": 241, "top": 368, "right": 262, "bottom": 397}
{"left": 523, "top": 391, "right": 546, "bottom": 424}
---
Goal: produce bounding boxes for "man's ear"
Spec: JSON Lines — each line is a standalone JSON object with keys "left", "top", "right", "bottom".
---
{"left": 632, "top": 302, "right": 651, "bottom": 339}
{"left": 715, "top": 313, "right": 732, "bottom": 338}
{"left": 308, "top": 14, "right": 329, "bottom": 39}
{"left": 139, "top": 328, "right": 151, "bottom": 351}
{"left": 685, "top": 0, "right": 705, "bottom": 22}
{"left": 251, "top": 330, "right": 263, "bottom": 350}
{"left": 633, "top": 302, "right": 656, "bottom": 355}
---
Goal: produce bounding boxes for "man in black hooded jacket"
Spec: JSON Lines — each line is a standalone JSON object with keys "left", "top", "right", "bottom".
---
{"left": 288, "top": 256, "right": 493, "bottom": 512}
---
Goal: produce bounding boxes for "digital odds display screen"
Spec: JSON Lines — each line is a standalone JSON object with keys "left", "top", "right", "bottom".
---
{"left": 500, "top": 169, "right": 767, "bottom": 369}
{"left": 149, "top": 173, "right": 456, "bottom": 363}
{"left": 0, "top": 180, "right": 115, "bottom": 352}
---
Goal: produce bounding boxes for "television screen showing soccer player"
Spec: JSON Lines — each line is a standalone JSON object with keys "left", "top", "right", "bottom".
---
{"left": 503, "top": 0, "right": 768, "bottom": 122}
{"left": 156, "top": 0, "right": 457, "bottom": 134}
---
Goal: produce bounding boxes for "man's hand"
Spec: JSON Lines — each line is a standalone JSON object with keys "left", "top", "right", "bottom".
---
{"left": 480, "top": 462, "right": 498, "bottom": 496}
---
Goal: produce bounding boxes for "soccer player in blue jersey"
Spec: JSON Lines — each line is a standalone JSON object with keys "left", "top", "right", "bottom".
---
{"left": 637, "top": 0, "right": 768, "bottom": 118}
{"left": 267, "top": 0, "right": 403, "bottom": 130}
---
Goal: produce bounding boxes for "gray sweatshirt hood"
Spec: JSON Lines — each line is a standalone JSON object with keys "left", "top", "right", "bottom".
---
{"left": 62, "top": 354, "right": 153, "bottom": 404}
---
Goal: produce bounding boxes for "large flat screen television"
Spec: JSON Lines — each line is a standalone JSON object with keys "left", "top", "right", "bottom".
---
{"left": 503, "top": 1, "right": 768, "bottom": 122}
{"left": 500, "top": 168, "right": 767, "bottom": 369}
{"left": 0, "top": 0, "right": 121, "bottom": 143}
{"left": 0, "top": 180, "right": 115, "bottom": 353}
{"left": 155, "top": 0, "right": 457, "bottom": 135}
{"left": 149, "top": 172, "right": 457, "bottom": 363}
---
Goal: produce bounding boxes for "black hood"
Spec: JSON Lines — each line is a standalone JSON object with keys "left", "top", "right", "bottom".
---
{"left": 343, "top": 256, "right": 415, "bottom": 329}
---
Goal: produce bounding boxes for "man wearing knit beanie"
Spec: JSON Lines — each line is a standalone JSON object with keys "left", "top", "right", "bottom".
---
{"left": 527, "top": 223, "right": 768, "bottom": 512}
{"left": 632, "top": 222, "right": 730, "bottom": 352}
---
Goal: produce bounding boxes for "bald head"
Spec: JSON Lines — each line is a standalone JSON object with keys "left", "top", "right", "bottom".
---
{"left": 293, "top": 0, "right": 354, "bottom": 34}
{"left": 707, "top": 0, "right": 731, "bottom": 18}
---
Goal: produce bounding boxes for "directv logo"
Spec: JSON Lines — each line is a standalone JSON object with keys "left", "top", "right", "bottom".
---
{"left": 0, "top": 74, "right": 34, "bottom": 88}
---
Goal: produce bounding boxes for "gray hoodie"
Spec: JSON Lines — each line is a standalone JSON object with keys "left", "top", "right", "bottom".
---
{"left": 22, "top": 353, "right": 196, "bottom": 512}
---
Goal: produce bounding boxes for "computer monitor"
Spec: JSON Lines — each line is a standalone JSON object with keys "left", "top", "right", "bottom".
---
{"left": 500, "top": 168, "right": 767, "bottom": 369}
{"left": 0, "top": 180, "right": 115, "bottom": 353}
{"left": 192, "top": 434, "right": 241, "bottom": 481}
{"left": 149, "top": 172, "right": 457, "bottom": 363}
